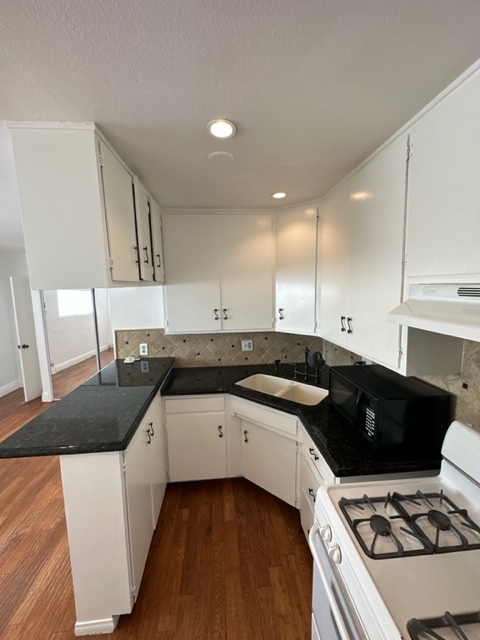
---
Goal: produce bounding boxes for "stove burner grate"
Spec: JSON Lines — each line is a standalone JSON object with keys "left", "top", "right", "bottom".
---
{"left": 339, "top": 494, "right": 433, "bottom": 559}
{"left": 407, "top": 610, "right": 480, "bottom": 639}
{"left": 339, "top": 491, "right": 480, "bottom": 560}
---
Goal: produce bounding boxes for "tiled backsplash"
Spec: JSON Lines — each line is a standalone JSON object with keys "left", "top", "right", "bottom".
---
{"left": 115, "top": 329, "right": 326, "bottom": 366}
{"left": 115, "top": 329, "right": 480, "bottom": 429}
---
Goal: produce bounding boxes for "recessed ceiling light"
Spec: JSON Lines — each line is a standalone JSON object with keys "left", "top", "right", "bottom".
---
{"left": 207, "top": 119, "right": 237, "bottom": 139}
{"left": 272, "top": 192, "right": 286, "bottom": 199}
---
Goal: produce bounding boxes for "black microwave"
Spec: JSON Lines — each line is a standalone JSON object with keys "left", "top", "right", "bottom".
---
{"left": 328, "top": 365, "right": 452, "bottom": 452}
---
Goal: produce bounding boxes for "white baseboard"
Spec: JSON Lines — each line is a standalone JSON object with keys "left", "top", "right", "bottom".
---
{"left": 52, "top": 344, "right": 113, "bottom": 374}
{"left": 0, "top": 379, "right": 21, "bottom": 399}
{"left": 74, "top": 615, "right": 119, "bottom": 636}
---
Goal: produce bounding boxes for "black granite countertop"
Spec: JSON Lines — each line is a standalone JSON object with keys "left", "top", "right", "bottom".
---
{"left": 0, "top": 357, "right": 174, "bottom": 458}
{"left": 163, "top": 363, "right": 443, "bottom": 478}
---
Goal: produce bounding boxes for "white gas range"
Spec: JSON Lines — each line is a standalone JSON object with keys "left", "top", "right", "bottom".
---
{"left": 309, "top": 420, "right": 480, "bottom": 640}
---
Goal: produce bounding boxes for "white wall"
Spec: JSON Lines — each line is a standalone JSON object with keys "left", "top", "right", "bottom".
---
{"left": 43, "top": 289, "right": 113, "bottom": 373}
{"left": 108, "top": 286, "right": 165, "bottom": 331}
{"left": 0, "top": 249, "right": 28, "bottom": 396}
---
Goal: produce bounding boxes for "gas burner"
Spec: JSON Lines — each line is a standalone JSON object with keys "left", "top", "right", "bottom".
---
{"left": 370, "top": 514, "right": 392, "bottom": 536}
{"left": 427, "top": 510, "right": 451, "bottom": 531}
{"left": 407, "top": 610, "right": 480, "bottom": 639}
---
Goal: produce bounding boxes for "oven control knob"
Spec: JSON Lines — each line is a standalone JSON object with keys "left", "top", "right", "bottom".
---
{"left": 329, "top": 544, "right": 342, "bottom": 564}
{"left": 319, "top": 524, "right": 332, "bottom": 543}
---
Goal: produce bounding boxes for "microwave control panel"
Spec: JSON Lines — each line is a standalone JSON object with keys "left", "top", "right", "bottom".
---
{"left": 364, "top": 406, "right": 376, "bottom": 439}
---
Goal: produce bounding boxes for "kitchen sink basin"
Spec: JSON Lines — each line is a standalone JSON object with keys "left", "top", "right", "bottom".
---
{"left": 235, "top": 374, "right": 328, "bottom": 406}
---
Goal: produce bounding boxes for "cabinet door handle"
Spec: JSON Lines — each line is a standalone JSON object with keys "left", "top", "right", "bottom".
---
{"left": 155, "top": 253, "right": 162, "bottom": 268}
{"left": 308, "top": 488, "right": 316, "bottom": 502}
{"left": 243, "top": 430, "right": 248, "bottom": 443}
{"left": 347, "top": 317, "right": 353, "bottom": 334}
{"left": 218, "top": 425, "right": 223, "bottom": 438}
{"left": 278, "top": 308, "right": 285, "bottom": 320}
{"left": 146, "top": 429, "right": 152, "bottom": 445}
{"left": 143, "top": 246, "right": 150, "bottom": 264}
{"left": 309, "top": 447, "right": 319, "bottom": 461}
{"left": 223, "top": 308, "right": 228, "bottom": 320}
{"left": 340, "top": 316, "right": 346, "bottom": 332}
{"left": 134, "top": 246, "right": 140, "bottom": 264}
{"left": 214, "top": 308, "right": 219, "bottom": 320}
{"left": 148, "top": 421, "right": 154, "bottom": 437}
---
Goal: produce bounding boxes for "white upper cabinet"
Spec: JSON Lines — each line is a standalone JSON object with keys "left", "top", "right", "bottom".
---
{"left": 406, "top": 68, "right": 480, "bottom": 281}
{"left": 274, "top": 205, "right": 318, "bottom": 335}
{"left": 163, "top": 213, "right": 274, "bottom": 333}
{"left": 317, "top": 135, "right": 408, "bottom": 369}
{"left": 8, "top": 123, "right": 164, "bottom": 289}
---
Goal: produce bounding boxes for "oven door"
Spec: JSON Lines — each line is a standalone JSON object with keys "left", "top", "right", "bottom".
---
{"left": 309, "top": 524, "right": 367, "bottom": 640}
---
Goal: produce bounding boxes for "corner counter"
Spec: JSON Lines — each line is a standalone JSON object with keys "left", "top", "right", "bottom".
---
{"left": 0, "top": 357, "right": 174, "bottom": 458}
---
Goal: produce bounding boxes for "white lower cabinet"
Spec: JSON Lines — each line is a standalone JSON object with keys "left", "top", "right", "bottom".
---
{"left": 164, "top": 396, "right": 227, "bottom": 482}
{"left": 240, "top": 419, "right": 297, "bottom": 507}
{"left": 59, "top": 394, "right": 166, "bottom": 636}
{"left": 229, "top": 396, "right": 299, "bottom": 507}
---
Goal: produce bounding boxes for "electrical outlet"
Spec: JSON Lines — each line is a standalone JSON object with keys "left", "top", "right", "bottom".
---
{"left": 141, "top": 360, "right": 149, "bottom": 373}
{"left": 241, "top": 340, "right": 253, "bottom": 352}
{"left": 139, "top": 343, "right": 148, "bottom": 356}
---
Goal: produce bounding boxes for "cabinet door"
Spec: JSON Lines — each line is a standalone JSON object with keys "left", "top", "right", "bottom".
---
{"left": 317, "top": 182, "right": 350, "bottom": 345}
{"left": 133, "top": 179, "right": 154, "bottom": 282}
{"left": 317, "top": 136, "right": 407, "bottom": 369}
{"left": 347, "top": 135, "right": 407, "bottom": 368}
{"left": 406, "top": 69, "right": 480, "bottom": 279}
{"left": 219, "top": 214, "right": 274, "bottom": 331}
{"left": 124, "top": 419, "right": 154, "bottom": 597}
{"left": 166, "top": 411, "right": 226, "bottom": 481}
{"left": 150, "top": 200, "right": 165, "bottom": 283}
{"left": 100, "top": 141, "right": 140, "bottom": 282}
{"left": 241, "top": 420, "right": 297, "bottom": 507}
{"left": 275, "top": 206, "right": 317, "bottom": 334}
{"left": 163, "top": 214, "right": 221, "bottom": 332}
{"left": 145, "top": 396, "right": 166, "bottom": 527}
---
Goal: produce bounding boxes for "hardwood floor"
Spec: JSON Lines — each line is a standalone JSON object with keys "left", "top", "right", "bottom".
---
{"left": 0, "top": 359, "right": 313, "bottom": 640}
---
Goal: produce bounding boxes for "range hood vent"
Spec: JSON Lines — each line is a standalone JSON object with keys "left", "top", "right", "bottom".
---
{"left": 458, "top": 286, "right": 480, "bottom": 298}
{"left": 387, "top": 283, "right": 480, "bottom": 341}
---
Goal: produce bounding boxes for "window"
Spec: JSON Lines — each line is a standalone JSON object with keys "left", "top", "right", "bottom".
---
{"left": 57, "top": 289, "right": 93, "bottom": 317}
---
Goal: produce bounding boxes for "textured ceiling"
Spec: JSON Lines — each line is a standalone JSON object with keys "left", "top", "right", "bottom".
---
{"left": 1, "top": 0, "right": 480, "bottom": 248}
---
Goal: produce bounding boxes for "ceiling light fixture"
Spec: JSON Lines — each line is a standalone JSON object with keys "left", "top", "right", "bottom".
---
{"left": 207, "top": 119, "right": 237, "bottom": 139}
{"left": 272, "top": 192, "right": 286, "bottom": 199}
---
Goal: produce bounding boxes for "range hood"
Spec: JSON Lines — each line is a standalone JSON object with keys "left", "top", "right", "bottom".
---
{"left": 387, "top": 283, "right": 480, "bottom": 341}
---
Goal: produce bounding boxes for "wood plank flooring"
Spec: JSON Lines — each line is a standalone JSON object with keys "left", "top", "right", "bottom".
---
{"left": 0, "top": 357, "right": 313, "bottom": 640}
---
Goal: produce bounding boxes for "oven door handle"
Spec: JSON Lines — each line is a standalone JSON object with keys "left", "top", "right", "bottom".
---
{"left": 309, "top": 524, "right": 351, "bottom": 640}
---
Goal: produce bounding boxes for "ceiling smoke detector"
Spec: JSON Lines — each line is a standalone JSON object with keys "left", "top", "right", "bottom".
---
{"left": 207, "top": 119, "right": 237, "bottom": 139}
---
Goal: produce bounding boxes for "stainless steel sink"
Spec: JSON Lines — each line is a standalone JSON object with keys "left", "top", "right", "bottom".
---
{"left": 235, "top": 374, "right": 328, "bottom": 406}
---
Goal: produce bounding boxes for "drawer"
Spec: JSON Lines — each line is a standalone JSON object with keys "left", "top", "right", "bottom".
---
{"left": 229, "top": 397, "right": 298, "bottom": 437}
{"left": 164, "top": 395, "right": 225, "bottom": 414}
{"left": 301, "top": 426, "right": 335, "bottom": 484}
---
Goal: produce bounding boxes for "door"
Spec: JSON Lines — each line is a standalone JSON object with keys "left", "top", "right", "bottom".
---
{"left": 100, "top": 141, "right": 139, "bottom": 282}
{"left": 133, "top": 178, "right": 154, "bottom": 282}
{"left": 163, "top": 214, "right": 221, "bottom": 332}
{"left": 10, "top": 276, "right": 43, "bottom": 401}
{"left": 166, "top": 411, "right": 227, "bottom": 481}
{"left": 219, "top": 214, "right": 274, "bottom": 331}
{"left": 275, "top": 205, "right": 317, "bottom": 334}
{"left": 241, "top": 419, "right": 297, "bottom": 507}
